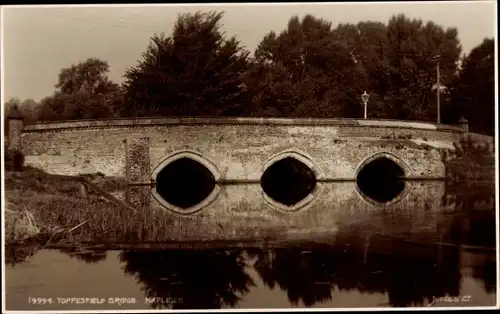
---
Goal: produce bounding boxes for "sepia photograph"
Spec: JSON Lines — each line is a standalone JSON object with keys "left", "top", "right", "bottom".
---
{"left": 1, "top": 1, "right": 498, "bottom": 311}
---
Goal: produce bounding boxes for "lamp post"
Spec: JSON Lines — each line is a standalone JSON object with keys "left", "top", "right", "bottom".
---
{"left": 361, "top": 91, "right": 370, "bottom": 119}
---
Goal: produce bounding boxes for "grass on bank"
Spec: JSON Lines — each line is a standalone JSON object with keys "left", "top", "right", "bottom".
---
{"left": 4, "top": 167, "right": 136, "bottom": 246}
{"left": 3, "top": 165, "right": 183, "bottom": 246}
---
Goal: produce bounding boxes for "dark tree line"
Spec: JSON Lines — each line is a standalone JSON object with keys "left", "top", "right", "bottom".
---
{"left": 4, "top": 11, "right": 495, "bottom": 135}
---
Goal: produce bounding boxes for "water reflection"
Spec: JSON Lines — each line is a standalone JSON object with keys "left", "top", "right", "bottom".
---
{"left": 473, "top": 259, "right": 496, "bottom": 294}
{"left": 5, "top": 241, "right": 496, "bottom": 310}
{"left": 4, "top": 245, "right": 40, "bottom": 266}
{"left": 245, "top": 241, "right": 462, "bottom": 307}
{"left": 120, "top": 249, "right": 254, "bottom": 309}
{"left": 59, "top": 247, "right": 108, "bottom": 264}
{"left": 443, "top": 183, "right": 496, "bottom": 248}
{"left": 4, "top": 180, "right": 497, "bottom": 310}
{"left": 119, "top": 181, "right": 447, "bottom": 243}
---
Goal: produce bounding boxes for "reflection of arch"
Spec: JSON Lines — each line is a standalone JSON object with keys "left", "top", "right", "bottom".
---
{"left": 259, "top": 150, "right": 323, "bottom": 212}
{"left": 354, "top": 180, "right": 412, "bottom": 207}
{"left": 260, "top": 184, "right": 324, "bottom": 213}
{"left": 355, "top": 152, "right": 412, "bottom": 178}
{"left": 151, "top": 151, "right": 221, "bottom": 215}
{"left": 354, "top": 152, "right": 412, "bottom": 206}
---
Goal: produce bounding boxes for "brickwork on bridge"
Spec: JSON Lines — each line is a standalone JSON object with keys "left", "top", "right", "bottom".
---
{"left": 13, "top": 117, "right": 468, "bottom": 184}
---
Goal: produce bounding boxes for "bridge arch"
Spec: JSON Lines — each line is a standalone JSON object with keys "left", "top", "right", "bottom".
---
{"left": 261, "top": 149, "right": 324, "bottom": 180}
{"left": 355, "top": 151, "right": 412, "bottom": 178}
{"left": 259, "top": 149, "right": 324, "bottom": 212}
{"left": 151, "top": 150, "right": 221, "bottom": 215}
{"left": 354, "top": 152, "right": 412, "bottom": 205}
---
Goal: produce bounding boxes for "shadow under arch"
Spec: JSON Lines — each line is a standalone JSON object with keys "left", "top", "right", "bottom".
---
{"left": 354, "top": 152, "right": 412, "bottom": 206}
{"left": 151, "top": 150, "right": 222, "bottom": 215}
{"left": 259, "top": 149, "right": 324, "bottom": 212}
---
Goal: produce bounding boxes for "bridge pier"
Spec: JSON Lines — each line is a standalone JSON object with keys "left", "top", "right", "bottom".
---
{"left": 125, "top": 136, "right": 152, "bottom": 208}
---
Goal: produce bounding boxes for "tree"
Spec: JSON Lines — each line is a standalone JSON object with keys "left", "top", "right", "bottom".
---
{"left": 247, "top": 14, "right": 462, "bottom": 121}
{"left": 447, "top": 38, "right": 494, "bottom": 135}
{"left": 122, "top": 11, "right": 251, "bottom": 117}
{"left": 38, "top": 58, "right": 122, "bottom": 121}
{"left": 4, "top": 98, "right": 21, "bottom": 117}
{"left": 383, "top": 14, "right": 462, "bottom": 121}
{"left": 55, "top": 58, "right": 115, "bottom": 95}
{"left": 19, "top": 99, "right": 41, "bottom": 124}
{"left": 327, "top": 21, "right": 393, "bottom": 119}
{"left": 245, "top": 15, "right": 366, "bottom": 118}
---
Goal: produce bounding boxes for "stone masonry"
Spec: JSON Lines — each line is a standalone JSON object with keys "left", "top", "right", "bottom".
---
{"left": 16, "top": 117, "right": 472, "bottom": 184}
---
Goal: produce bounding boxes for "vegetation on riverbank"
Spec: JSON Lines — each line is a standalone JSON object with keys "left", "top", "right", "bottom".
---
{"left": 446, "top": 134, "right": 495, "bottom": 183}
{"left": 4, "top": 167, "right": 133, "bottom": 246}
{"left": 4, "top": 160, "right": 201, "bottom": 248}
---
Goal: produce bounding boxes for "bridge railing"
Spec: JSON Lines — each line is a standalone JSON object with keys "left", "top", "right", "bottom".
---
{"left": 19, "top": 117, "right": 466, "bottom": 132}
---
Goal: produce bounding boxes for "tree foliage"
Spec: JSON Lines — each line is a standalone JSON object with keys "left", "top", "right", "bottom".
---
{"left": 18, "top": 99, "right": 41, "bottom": 124}
{"left": 244, "top": 15, "right": 365, "bottom": 118}
{"left": 448, "top": 38, "right": 494, "bottom": 135}
{"left": 382, "top": 14, "right": 462, "bottom": 121}
{"left": 5, "top": 12, "right": 493, "bottom": 130}
{"left": 4, "top": 98, "right": 22, "bottom": 118}
{"left": 38, "top": 58, "right": 123, "bottom": 122}
{"left": 245, "top": 13, "right": 462, "bottom": 121}
{"left": 122, "top": 11, "right": 250, "bottom": 117}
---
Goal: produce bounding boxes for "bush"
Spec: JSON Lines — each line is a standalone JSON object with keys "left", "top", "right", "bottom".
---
{"left": 5, "top": 149, "right": 25, "bottom": 171}
{"left": 452, "top": 134, "right": 494, "bottom": 163}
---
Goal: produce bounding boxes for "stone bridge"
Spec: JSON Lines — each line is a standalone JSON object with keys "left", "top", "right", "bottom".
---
{"left": 7, "top": 114, "right": 497, "bottom": 244}
{"left": 10, "top": 117, "right": 467, "bottom": 179}
{"left": 7, "top": 116, "right": 474, "bottom": 215}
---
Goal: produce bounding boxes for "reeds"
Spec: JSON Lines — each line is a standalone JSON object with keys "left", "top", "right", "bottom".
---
{"left": 5, "top": 206, "right": 41, "bottom": 244}
{"left": 4, "top": 169, "right": 142, "bottom": 246}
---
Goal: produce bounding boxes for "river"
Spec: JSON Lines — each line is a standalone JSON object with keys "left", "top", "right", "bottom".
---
{"left": 4, "top": 180, "right": 497, "bottom": 310}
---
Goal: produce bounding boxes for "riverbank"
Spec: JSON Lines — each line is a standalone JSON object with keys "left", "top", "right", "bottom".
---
{"left": 4, "top": 168, "right": 130, "bottom": 246}
{"left": 445, "top": 133, "right": 495, "bottom": 183}
{"left": 446, "top": 158, "right": 495, "bottom": 182}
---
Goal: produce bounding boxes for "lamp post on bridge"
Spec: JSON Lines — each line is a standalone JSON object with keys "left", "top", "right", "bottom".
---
{"left": 432, "top": 54, "right": 442, "bottom": 124}
{"left": 361, "top": 91, "right": 370, "bottom": 119}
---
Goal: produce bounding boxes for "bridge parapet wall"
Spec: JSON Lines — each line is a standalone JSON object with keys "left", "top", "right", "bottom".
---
{"left": 18, "top": 117, "right": 468, "bottom": 182}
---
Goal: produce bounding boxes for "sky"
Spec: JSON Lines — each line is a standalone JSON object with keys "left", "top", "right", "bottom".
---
{"left": 1, "top": 1, "right": 497, "bottom": 103}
